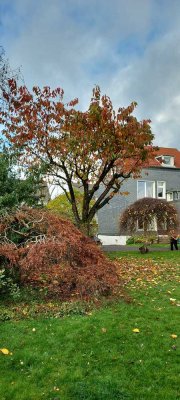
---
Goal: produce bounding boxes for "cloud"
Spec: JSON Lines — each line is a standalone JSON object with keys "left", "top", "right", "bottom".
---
{"left": 0, "top": 0, "right": 180, "bottom": 148}
{"left": 109, "top": 27, "right": 180, "bottom": 147}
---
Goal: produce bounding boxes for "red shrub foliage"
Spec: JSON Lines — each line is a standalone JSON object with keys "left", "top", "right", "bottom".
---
{"left": 120, "top": 197, "right": 178, "bottom": 234}
{"left": 0, "top": 207, "right": 118, "bottom": 299}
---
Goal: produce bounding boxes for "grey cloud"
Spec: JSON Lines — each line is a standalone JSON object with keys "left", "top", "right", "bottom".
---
{"left": 1, "top": 0, "right": 180, "bottom": 148}
{"left": 108, "top": 28, "right": 180, "bottom": 148}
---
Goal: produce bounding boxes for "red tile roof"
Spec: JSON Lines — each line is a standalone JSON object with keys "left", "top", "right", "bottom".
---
{"left": 145, "top": 147, "right": 180, "bottom": 168}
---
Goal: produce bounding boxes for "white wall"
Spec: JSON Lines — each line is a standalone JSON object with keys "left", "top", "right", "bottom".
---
{"left": 98, "top": 235, "right": 127, "bottom": 245}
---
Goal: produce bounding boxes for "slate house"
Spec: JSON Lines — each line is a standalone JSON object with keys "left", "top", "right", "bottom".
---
{"left": 97, "top": 147, "right": 180, "bottom": 245}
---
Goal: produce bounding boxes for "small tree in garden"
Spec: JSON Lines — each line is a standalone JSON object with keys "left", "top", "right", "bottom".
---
{"left": 120, "top": 197, "right": 179, "bottom": 251}
{"left": 1, "top": 81, "right": 156, "bottom": 236}
{"left": 47, "top": 189, "right": 98, "bottom": 235}
{"left": 47, "top": 189, "right": 83, "bottom": 220}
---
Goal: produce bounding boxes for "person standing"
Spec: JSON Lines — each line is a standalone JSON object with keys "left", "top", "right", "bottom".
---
{"left": 170, "top": 230, "right": 179, "bottom": 250}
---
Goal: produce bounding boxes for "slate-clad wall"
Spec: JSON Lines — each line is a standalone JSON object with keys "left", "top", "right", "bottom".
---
{"left": 97, "top": 167, "right": 180, "bottom": 235}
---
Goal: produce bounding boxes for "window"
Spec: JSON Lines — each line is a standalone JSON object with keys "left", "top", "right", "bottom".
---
{"left": 163, "top": 156, "right": 171, "bottom": 165}
{"left": 137, "top": 218, "right": 157, "bottom": 231}
{"left": 167, "top": 192, "right": 173, "bottom": 201}
{"left": 157, "top": 181, "right": 166, "bottom": 198}
{"left": 174, "top": 191, "right": 180, "bottom": 200}
{"left": 137, "top": 220, "right": 144, "bottom": 230}
{"left": 163, "top": 156, "right": 174, "bottom": 166}
{"left": 148, "top": 218, "right": 157, "bottom": 231}
{"left": 137, "top": 181, "right": 155, "bottom": 199}
{"left": 160, "top": 220, "right": 167, "bottom": 230}
{"left": 156, "top": 155, "right": 174, "bottom": 167}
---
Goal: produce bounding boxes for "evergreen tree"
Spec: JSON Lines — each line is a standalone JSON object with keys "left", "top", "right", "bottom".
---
{"left": 0, "top": 150, "right": 48, "bottom": 210}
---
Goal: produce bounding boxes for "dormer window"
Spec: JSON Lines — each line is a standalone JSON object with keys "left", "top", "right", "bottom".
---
{"left": 156, "top": 155, "right": 175, "bottom": 166}
{"left": 163, "top": 155, "right": 174, "bottom": 166}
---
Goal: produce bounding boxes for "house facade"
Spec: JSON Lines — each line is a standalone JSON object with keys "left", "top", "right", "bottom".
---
{"left": 97, "top": 147, "right": 180, "bottom": 245}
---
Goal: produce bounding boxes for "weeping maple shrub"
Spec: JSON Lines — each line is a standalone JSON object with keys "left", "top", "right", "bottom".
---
{"left": 0, "top": 207, "right": 118, "bottom": 299}
{"left": 120, "top": 197, "right": 179, "bottom": 235}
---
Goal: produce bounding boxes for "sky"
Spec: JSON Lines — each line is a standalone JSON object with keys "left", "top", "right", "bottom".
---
{"left": 0, "top": 0, "right": 180, "bottom": 148}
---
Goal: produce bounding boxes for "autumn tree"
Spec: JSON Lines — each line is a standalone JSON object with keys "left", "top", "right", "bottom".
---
{"left": 1, "top": 81, "right": 156, "bottom": 235}
{"left": 120, "top": 197, "right": 178, "bottom": 238}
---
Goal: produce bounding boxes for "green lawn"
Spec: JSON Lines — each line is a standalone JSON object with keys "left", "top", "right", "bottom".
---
{"left": 108, "top": 249, "right": 179, "bottom": 261}
{"left": 0, "top": 251, "right": 179, "bottom": 400}
{"left": 126, "top": 243, "right": 170, "bottom": 248}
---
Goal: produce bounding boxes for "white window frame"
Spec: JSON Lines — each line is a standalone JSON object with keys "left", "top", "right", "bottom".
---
{"left": 137, "top": 217, "right": 157, "bottom": 232}
{"left": 174, "top": 191, "right": 180, "bottom": 200}
{"left": 167, "top": 192, "right": 173, "bottom": 202}
{"left": 163, "top": 155, "right": 174, "bottom": 166}
{"left": 148, "top": 217, "right": 157, "bottom": 231}
{"left": 157, "top": 181, "right": 166, "bottom": 199}
{"left": 137, "top": 180, "right": 155, "bottom": 199}
{"left": 137, "top": 220, "right": 144, "bottom": 231}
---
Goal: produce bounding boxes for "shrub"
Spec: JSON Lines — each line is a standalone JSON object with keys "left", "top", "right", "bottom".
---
{"left": 0, "top": 268, "right": 20, "bottom": 300}
{"left": 120, "top": 197, "right": 178, "bottom": 235}
{"left": 0, "top": 307, "right": 15, "bottom": 321}
{"left": 126, "top": 234, "right": 158, "bottom": 246}
{"left": 0, "top": 207, "right": 119, "bottom": 300}
{"left": 126, "top": 237, "right": 134, "bottom": 245}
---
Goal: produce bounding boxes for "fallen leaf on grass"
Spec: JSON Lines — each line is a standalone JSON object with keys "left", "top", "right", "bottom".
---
{"left": 171, "top": 334, "right": 177, "bottom": 339}
{"left": 132, "top": 328, "right": 140, "bottom": 333}
{"left": 114, "top": 258, "right": 179, "bottom": 289}
{"left": 0, "top": 348, "right": 12, "bottom": 355}
{"left": 53, "top": 386, "right": 60, "bottom": 391}
{"left": 101, "top": 328, "right": 107, "bottom": 333}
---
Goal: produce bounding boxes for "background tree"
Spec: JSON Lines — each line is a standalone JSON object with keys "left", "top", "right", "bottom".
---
{"left": 47, "top": 189, "right": 97, "bottom": 235}
{"left": 0, "top": 150, "right": 48, "bottom": 210}
{"left": 120, "top": 197, "right": 179, "bottom": 240}
{"left": 0, "top": 47, "right": 21, "bottom": 110}
{"left": 1, "top": 82, "right": 156, "bottom": 235}
{"left": 0, "top": 46, "right": 10, "bottom": 101}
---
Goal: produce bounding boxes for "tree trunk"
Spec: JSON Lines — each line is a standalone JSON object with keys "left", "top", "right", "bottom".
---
{"left": 77, "top": 221, "right": 91, "bottom": 237}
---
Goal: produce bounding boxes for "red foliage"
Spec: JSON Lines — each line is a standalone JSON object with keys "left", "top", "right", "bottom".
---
{"left": 0, "top": 208, "right": 118, "bottom": 299}
{"left": 120, "top": 197, "right": 178, "bottom": 234}
{"left": 0, "top": 243, "right": 20, "bottom": 268}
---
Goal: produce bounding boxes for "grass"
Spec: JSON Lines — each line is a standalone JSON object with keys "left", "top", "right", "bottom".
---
{"left": 108, "top": 249, "right": 179, "bottom": 261}
{"left": 126, "top": 242, "right": 170, "bottom": 248}
{"left": 0, "top": 250, "right": 179, "bottom": 400}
